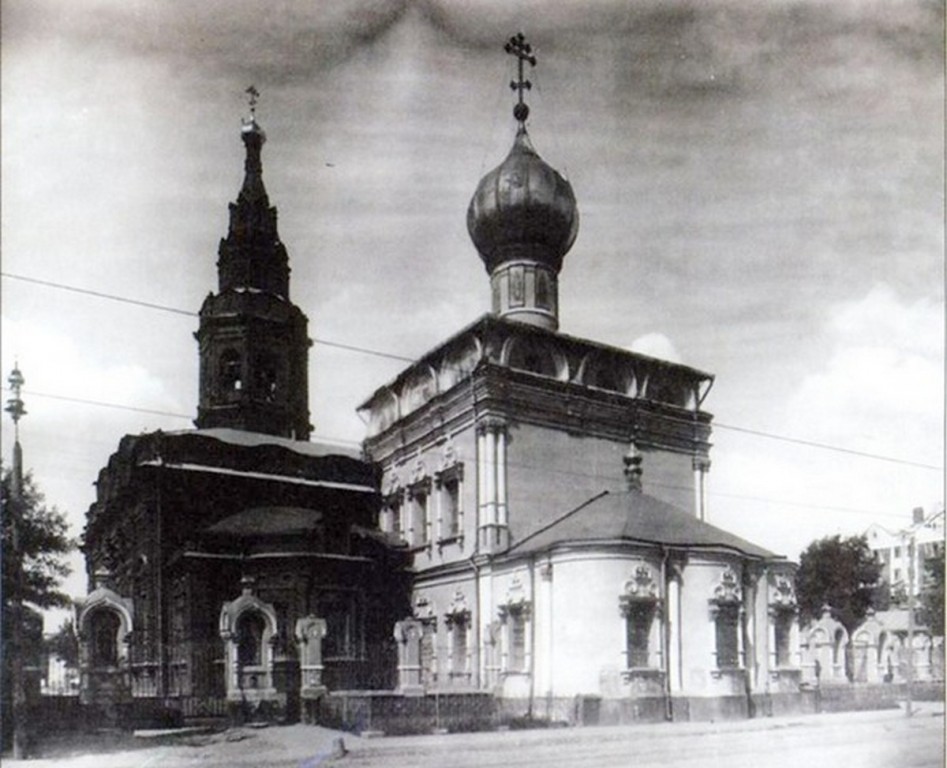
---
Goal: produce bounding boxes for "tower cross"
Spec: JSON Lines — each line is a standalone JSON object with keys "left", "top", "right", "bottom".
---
{"left": 505, "top": 33, "right": 537, "bottom": 126}
{"left": 245, "top": 85, "right": 260, "bottom": 118}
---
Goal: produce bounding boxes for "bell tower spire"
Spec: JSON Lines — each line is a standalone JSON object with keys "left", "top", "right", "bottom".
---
{"left": 195, "top": 90, "right": 312, "bottom": 440}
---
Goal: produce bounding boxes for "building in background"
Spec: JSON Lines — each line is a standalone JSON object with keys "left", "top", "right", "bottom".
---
{"left": 866, "top": 506, "right": 945, "bottom": 603}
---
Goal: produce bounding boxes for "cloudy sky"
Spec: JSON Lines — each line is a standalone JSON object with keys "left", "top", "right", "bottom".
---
{"left": 2, "top": 0, "right": 943, "bottom": 628}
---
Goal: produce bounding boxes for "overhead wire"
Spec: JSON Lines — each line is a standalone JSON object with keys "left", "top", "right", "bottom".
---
{"left": 2, "top": 270, "right": 942, "bottom": 474}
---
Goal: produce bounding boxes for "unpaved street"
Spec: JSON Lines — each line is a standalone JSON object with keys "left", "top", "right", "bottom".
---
{"left": 9, "top": 705, "right": 944, "bottom": 768}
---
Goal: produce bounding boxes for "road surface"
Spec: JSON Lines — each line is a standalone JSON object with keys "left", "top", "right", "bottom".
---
{"left": 9, "top": 703, "right": 944, "bottom": 768}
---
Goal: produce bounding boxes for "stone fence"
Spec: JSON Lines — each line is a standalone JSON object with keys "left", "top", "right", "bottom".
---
{"left": 799, "top": 606, "right": 944, "bottom": 686}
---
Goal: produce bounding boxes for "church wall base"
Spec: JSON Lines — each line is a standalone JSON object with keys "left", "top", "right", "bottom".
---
{"left": 306, "top": 691, "right": 497, "bottom": 735}
{"left": 670, "top": 694, "right": 747, "bottom": 722}
{"left": 748, "top": 691, "right": 819, "bottom": 719}
{"left": 815, "top": 681, "right": 944, "bottom": 713}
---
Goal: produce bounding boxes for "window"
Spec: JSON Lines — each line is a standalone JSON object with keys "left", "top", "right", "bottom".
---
{"left": 407, "top": 485, "right": 429, "bottom": 547}
{"left": 773, "top": 611, "right": 793, "bottom": 667}
{"left": 321, "top": 592, "right": 359, "bottom": 659}
{"left": 236, "top": 612, "right": 265, "bottom": 668}
{"left": 443, "top": 478, "right": 460, "bottom": 537}
{"left": 509, "top": 608, "right": 527, "bottom": 672}
{"left": 435, "top": 465, "right": 464, "bottom": 541}
{"left": 391, "top": 499, "right": 403, "bottom": 539}
{"left": 894, "top": 546, "right": 901, "bottom": 558}
{"left": 219, "top": 349, "right": 242, "bottom": 393}
{"left": 449, "top": 615, "right": 468, "bottom": 674}
{"left": 535, "top": 269, "right": 551, "bottom": 309}
{"left": 91, "top": 610, "right": 121, "bottom": 667}
{"left": 624, "top": 602, "right": 656, "bottom": 669}
{"left": 714, "top": 603, "right": 740, "bottom": 669}
{"left": 254, "top": 353, "right": 278, "bottom": 400}
{"left": 381, "top": 493, "right": 402, "bottom": 539}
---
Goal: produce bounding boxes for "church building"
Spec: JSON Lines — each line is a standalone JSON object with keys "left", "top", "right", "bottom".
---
{"left": 76, "top": 98, "right": 409, "bottom": 722}
{"left": 76, "top": 37, "right": 804, "bottom": 728}
{"left": 358, "top": 34, "right": 803, "bottom": 723}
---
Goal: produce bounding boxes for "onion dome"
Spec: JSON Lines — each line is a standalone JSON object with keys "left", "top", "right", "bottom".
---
{"left": 467, "top": 128, "right": 579, "bottom": 275}
{"left": 466, "top": 34, "right": 579, "bottom": 332}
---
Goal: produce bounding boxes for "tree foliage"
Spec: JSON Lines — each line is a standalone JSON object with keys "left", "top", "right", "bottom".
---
{"left": 44, "top": 619, "right": 79, "bottom": 667}
{"left": 795, "top": 534, "right": 882, "bottom": 632}
{"left": 1, "top": 466, "right": 74, "bottom": 611}
{"left": 919, "top": 554, "right": 945, "bottom": 634}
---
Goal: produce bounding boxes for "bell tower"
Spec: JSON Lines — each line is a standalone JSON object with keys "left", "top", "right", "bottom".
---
{"left": 195, "top": 89, "right": 312, "bottom": 440}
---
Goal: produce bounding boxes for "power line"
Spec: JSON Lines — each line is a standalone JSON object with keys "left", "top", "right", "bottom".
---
{"left": 0, "top": 388, "right": 929, "bottom": 521}
{"left": 2, "top": 271, "right": 942, "bottom": 470}
{"left": 0, "top": 272, "right": 414, "bottom": 363}
{"left": 714, "top": 422, "right": 941, "bottom": 471}
{"left": 2, "top": 272, "right": 196, "bottom": 317}
{"left": 5, "top": 388, "right": 361, "bottom": 447}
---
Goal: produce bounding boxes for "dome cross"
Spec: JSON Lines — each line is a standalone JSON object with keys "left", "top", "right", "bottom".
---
{"left": 245, "top": 85, "right": 260, "bottom": 118}
{"left": 505, "top": 33, "right": 537, "bottom": 126}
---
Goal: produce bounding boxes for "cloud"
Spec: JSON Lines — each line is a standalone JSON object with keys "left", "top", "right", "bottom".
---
{"left": 785, "top": 284, "right": 943, "bottom": 461}
{"left": 627, "top": 332, "right": 683, "bottom": 364}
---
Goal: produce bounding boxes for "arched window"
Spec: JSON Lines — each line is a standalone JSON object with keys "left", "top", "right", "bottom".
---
{"left": 236, "top": 612, "right": 266, "bottom": 668}
{"left": 91, "top": 610, "right": 121, "bottom": 667}
{"left": 447, "top": 614, "right": 468, "bottom": 674}
{"left": 773, "top": 611, "right": 793, "bottom": 667}
{"left": 624, "top": 602, "right": 657, "bottom": 668}
{"left": 219, "top": 349, "right": 242, "bottom": 393}
{"left": 254, "top": 353, "right": 278, "bottom": 400}
{"left": 714, "top": 603, "right": 741, "bottom": 668}
{"left": 619, "top": 566, "right": 660, "bottom": 670}
{"left": 710, "top": 567, "right": 742, "bottom": 669}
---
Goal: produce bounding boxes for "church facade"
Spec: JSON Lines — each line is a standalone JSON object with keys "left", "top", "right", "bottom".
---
{"left": 76, "top": 38, "right": 804, "bottom": 727}
{"left": 358, "top": 36, "right": 803, "bottom": 723}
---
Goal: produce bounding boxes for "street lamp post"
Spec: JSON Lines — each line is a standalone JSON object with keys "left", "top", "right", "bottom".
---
{"left": 4, "top": 365, "right": 28, "bottom": 757}
{"left": 904, "top": 529, "right": 915, "bottom": 718}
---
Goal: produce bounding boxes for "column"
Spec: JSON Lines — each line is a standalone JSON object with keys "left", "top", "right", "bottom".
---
{"left": 477, "top": 428, "right": 487, "bottom": 529}
{"left": 541, "top": 563, "right": 554, "bottom": 711}
{"left": 693, "top": 457, "right": 710, "bottom": 522}
{"left": 484, "top": 428, "right": 497, "bottom": 528}
{"left": 667, "top": 575, "right": 682, "bottom": 693}
{"left": 496, "top": 428, "right": 508, "bottom": 528}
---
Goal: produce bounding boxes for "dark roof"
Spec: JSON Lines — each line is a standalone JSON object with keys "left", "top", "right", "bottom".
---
{"left": 509, "top": 490, "right": 778, "bottom": 559}
{"left": 204, "top": 507, "right": 323, "bottom": 537}
{"left": 175, "top": 428, "right": 363, "bottom": 460}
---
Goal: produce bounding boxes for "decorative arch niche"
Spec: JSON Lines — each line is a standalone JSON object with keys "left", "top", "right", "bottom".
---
{"left": 76, "top": 586, "right": 134, "bottom": 668}
{"left": 501, "top": 335, "right": 568, "bottom": 380}
{"left": 219, "top": 585, "right": 279, "bottom": 700}
{"left": 618, "top": 565, "right": 661, "bottom": 671}
{"left": 709, "top": 566, "right": 743, "bottom": 671}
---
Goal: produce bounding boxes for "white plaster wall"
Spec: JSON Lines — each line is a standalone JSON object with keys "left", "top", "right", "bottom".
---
{"left": 676, "top": 557, "right": 744, "bottom": 697}
{"left": 544, "top": 551, "right": 662, "bottom": 698}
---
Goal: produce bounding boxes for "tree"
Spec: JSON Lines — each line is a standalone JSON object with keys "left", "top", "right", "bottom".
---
{"left": 795, "top": 534, "right": 882, "bottom": 632}
{"left": 44, "top": 619, "right": 79, "bottom": 667}
{"left": 1, "top": 466, "right": 74, "bottom": 612}
{"left": 919, "top": 554, "right": 944, "bottom": 635}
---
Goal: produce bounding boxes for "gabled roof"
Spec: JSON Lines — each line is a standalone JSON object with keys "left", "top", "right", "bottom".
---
{"left": 508, "top": 489, "right": 778, "bottom": 560}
